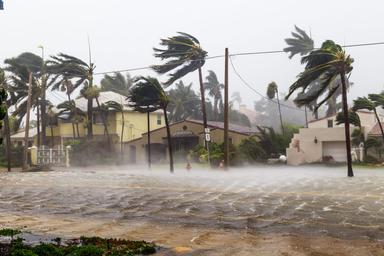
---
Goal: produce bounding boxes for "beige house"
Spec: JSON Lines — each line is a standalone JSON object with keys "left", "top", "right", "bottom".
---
{"left": 286, "top": 110, "right": 383, "bottom": 165}
{"left": 124, "top": 119, "right": 259, "bottom": 164}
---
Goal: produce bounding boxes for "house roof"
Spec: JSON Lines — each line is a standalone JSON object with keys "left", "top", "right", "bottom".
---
{"left": 368, "top": 122, "right": 384, "bottom": 136}
{"left": 53, "top": 91, "right": 162, "bottom": 114}
{"left": 307, "top": 110, "right": 375, "bottom": 124}
{"left": 10, "top": 127, "right": 37, "bottom": 139}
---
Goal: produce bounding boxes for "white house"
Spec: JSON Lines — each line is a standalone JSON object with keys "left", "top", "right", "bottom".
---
{"left": 286, "top": 110, "right": 383, "bottom": 165}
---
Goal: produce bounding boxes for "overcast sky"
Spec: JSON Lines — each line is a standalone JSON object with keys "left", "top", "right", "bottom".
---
{"left": 1, "top": 0, "right": 383, "bottom": 109}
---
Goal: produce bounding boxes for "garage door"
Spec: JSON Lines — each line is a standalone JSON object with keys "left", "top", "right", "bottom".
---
{"left": 322, "top": 141, "right": 347, "bottom": 162}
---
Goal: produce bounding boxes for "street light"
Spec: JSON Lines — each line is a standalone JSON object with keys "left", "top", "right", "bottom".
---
{"left": 0, "top": 0, "right": 4, "bottom": 10}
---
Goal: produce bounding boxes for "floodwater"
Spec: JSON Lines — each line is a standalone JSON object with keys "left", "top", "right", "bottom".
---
{"left": 1, "top": 165, "right": 384, "bottom": 255}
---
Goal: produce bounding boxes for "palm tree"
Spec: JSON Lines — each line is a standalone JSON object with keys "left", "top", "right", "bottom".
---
{"left": 152, "top": 32, "right": 208, "bottom": 146}
{"left": 283, "top": 25, "right": 314, "bottom": 59}
{"left": 129, "top": 76, "right": 174, "bottom": 173}
{"left": 231, "top": 91, "right": 242, "bottom": 109}
{"left": 101, "top": 72, "right": 133, "bottom": 96}
{"left": 46, "top": 105, "right": 56, "bottom": 148}
{"left": 104, "top": 100, "right": 125, "bottom": 158}
{"left": 267, "top": 82, "right": 284, "bottom": 134}
{"left": 286, "top": 40, "right": 354, "bottom": 177}
{"left": 57, "top": 100, "right": 85, "bottom": 140}
{"left": 49, "top": 53, "right": 95, "bottom": 139}
{"left": 204, "top": 70, "right": 224, "bottom": 120}
{"left": 352, "top": 95, "right": 384, "bottom": 141}
{"left": 0, "top": 69, "right": 11, "bottom": 172}
{"left": 167, "top": 80, "right": 201, "bottom": 122}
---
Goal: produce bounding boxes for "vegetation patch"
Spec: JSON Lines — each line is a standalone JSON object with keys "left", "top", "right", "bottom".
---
{"left": 0, "top": 229, "right": 157, "bottom": 256}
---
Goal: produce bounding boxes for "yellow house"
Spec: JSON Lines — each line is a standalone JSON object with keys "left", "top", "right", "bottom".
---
{"left": 45, "top": 91, "right": 165, "bottom": 146}
{"left": 124, "top": 119, "right": 259, "bottom": 164}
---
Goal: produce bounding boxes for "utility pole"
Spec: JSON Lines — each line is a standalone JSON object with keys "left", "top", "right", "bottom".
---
{"left": 223, "top": 48, "right": 229, "bottom": 169}
{"left": 23, "top": 73, "right": 33, "bottom": 170}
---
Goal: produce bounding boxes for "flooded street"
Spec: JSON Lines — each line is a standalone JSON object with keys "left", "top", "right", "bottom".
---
{"left": 1, "top": 165, "right": 384, "bottom": 255}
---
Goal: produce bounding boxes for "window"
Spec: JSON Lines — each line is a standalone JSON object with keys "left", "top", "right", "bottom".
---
{"left": 327, "top": 119, "right": 333, "bottom": 128}
{"left": 93, "top": 112, "right": 107, "bottom": 124}
{"left": 157, "top": 114, "right": 162, "bottom": 125}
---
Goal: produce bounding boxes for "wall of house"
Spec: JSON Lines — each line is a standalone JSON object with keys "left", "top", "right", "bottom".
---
{"left": 114, "top": 111, "right": 165, "bottom": 143}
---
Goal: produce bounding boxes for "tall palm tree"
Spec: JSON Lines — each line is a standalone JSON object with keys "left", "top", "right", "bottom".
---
{"left": 167, "top": 80, "right": 201, "bottom": 122}
{"left": 204, "top": 70, "right": 224, "bottom": 120}
{"left": 0, "top": 69, "right": 11, "bottom": 172}
{"left": 101, "top": 72, "right": 133, "bottom": 96}
{"left": 152, "top": 32, "right": 208, "bottom": 146}
{"left": 352, "top": 95, "right": 384, "bottom": 141}
{"left": 49, "top": 53, "right": 95, "bottom": 139}
{"left": 129, "top": 76, "right": 174, "bottom": 173}
{"left": 267, "top": 81, "right": 284, "bottom": 134}
{"left": 286, "top": 40, "right": 355, "bottom": 177}
{"left": 104, "top": 100, "right": 125, "bottom": 158}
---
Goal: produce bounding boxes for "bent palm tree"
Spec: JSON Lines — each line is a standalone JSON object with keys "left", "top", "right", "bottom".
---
{"left": 267, "top": 82, "right": 284, "bottom": 134}
{"left": 49, "top": 53, "right": 95, "bottom": 139}
{"left": 283, "top": 25, "right": 314, "bottom": 59}
{"left": 204, "top": 70, "right": 224, "bottom": 120}
{"left": 352, "top": 96, "right": 384, "bottom": 141}
{"left": 286, "top": 40, "right": 355, "bottom": 177}
{"left": 101, "top": 72, "right": 133, "bottom": 96}
{"left": 152, "top": 32, "right": 208, "bottom": 146}
{"left": 129, "top": 76, "right": 174, "bottom": 173}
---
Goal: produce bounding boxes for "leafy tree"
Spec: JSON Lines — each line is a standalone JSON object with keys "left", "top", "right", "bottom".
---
{"left": 129, "top": 76, "right": 174, "bottom": 172}
{"left": 204, "top": 70, "right": 224, "bottom": 120}
{"left": 49, "top": 53, "right": 95, "bottom": 139}
{"left": 286, "top": 40, "right": 354, "bottom": 177}
{"left": 238, "top": 137, "right": 266, "bottom": 162}
{"left": 152, "top": 32, "right": 209, "bottom": 147}
{"left": 100, "top": 72, "right": 133, "bottom": 96}
{"left": 167, "top": 80, "right": 201, "bottom": 122}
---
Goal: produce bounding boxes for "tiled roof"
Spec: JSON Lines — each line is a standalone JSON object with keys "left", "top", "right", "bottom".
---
{"left": 368, "top": 122, "right": 384, "bottom": 136}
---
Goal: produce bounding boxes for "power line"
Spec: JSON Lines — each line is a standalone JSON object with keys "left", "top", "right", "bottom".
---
{"left": 93, "top": 40, "right": 384, "bottom": 76}
{"left": 229, "top": 56, "right": 305, "bottom": 112}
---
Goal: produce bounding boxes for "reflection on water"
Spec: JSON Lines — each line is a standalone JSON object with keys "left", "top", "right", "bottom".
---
{"left": 0, "top": 165, "right": 384, "bottom": 242}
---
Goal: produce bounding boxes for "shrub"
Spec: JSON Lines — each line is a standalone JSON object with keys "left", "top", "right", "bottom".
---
{"left": 69, "top": 139, "right": 118, "bottom": 166}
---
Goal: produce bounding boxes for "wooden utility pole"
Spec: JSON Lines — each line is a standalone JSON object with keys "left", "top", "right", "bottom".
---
{"left": 23, "top": 73, "right": 33, "bottom": 170}
{"left": 223, "top": 48, "right": 229, "bottom": 169}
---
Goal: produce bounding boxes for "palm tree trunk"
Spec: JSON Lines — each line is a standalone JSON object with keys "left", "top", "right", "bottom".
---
{"left": 95, "top": 97, "right": 111, "bottom": 148}
{"left": 213, "top": 97, "right": 218, "bottom": 121}
{"left": 276, "top": 92, "right": 284, "bottom": 135}
{"left": 76, "top": 123, "right": 80, "bottom": 138}
{"left": 373, "top": 109, "right": 384, "bottom": 142}
{"left": 67, "top": 94, "right": 76, "bottom": 140}
{"left": 340, "top": 71, "right": 354, "bottom": 177}
{"left": 37, "top": 102, "right": 40, "bottom": 146}
{"left": 41, "top": 77, "right": 47, "bottom": 146}
{"left": 87, "top": 98, "right": 93, "bottom": 139}
{"left": 121, "top": 111, "right": 125, "bottom": 161}
{"left": 4, "top": 111, "right": 11, "bottom": 172}
{"left": 304, "top": 106, "right": 308, "bottom": 128}
{"left": 164, "top": 107, "right": 174, "bottom": 173}
{"left": 50, "top": 125, "right": 54, "bottom": 148}
{"left": 147, "top": 109, "right": 151, "bottom": 170}
{"left": 198, "top": 67, "right": 208, "bottom": 148}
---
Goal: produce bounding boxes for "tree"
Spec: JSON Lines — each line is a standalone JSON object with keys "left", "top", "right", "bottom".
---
{"left": 231, "top": 91, "right": 242, "bottom": 109}
{"left": 167, "top": 80, "right": 200, "bottom": 122}
{"left": 283, "top": 25, "right": 314, "bottom": 59}
{"left": 49, "top": 53, "right": 95, "bottom": 139}
{"left": 267, "top": 82, "right": 284, "bottom": 134}
{"left": 0, "top": 69, "right": 11, "bottom": 172}
{"left": 204, "top": 70, "right": 224, "bottom": 120}
{"left": 101, "top": 72, "right": 133, "bottom": 96}
{"left": 57, "top": 100, "right": 85, "bottom": 139}
{"left": 286, "top": 40, "right": 355, "bottom": 177}
{"left": 352, "top": 94, "right": 384, "bottom": 142}
{"left": 129, "top": 76, "right": 174, "bottom": 173}
{"left": 152, "top": 32, "right": 208, "bottom": 147}
{"left": 104, "top": 100, "right": 125, "bottom": 158}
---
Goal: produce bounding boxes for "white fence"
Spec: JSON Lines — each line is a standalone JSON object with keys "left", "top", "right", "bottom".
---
{"left": 37, "top": 145, "right": 68, "bottom": 166}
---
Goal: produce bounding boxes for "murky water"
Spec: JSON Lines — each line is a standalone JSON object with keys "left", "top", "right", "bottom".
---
{"left": 1, "top": 165, "right": 384, "bottom": 253}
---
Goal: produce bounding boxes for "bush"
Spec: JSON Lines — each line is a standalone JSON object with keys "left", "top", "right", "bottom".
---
{"left": 0, "top": 146, "right": 23, "bottom": 167}
{"left": 188, "top": 142, "right": 237, "bottom": 167}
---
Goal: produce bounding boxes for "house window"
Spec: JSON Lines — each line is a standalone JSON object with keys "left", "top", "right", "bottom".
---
{"left": 93, "top": 112, "right": 106, "bottom": 124}
{"left": 157, "top": 114, "right": 162, "bottom": 125}
{"left": 327, "top": 119, "right": 333, "bottom": 128}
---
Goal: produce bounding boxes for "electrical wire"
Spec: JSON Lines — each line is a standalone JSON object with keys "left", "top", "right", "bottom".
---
{"left": 229, "top": 56, "right": 305, "bottom": 112}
